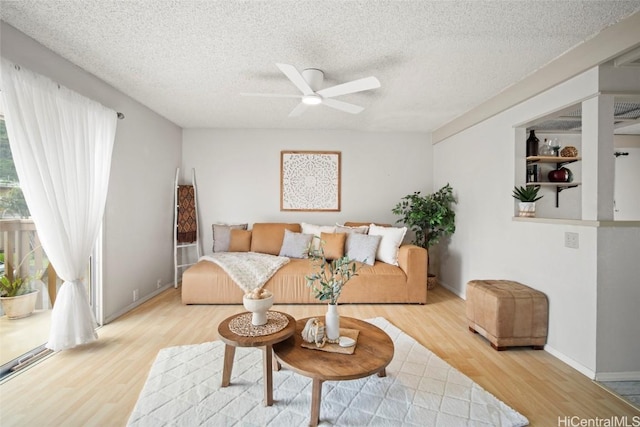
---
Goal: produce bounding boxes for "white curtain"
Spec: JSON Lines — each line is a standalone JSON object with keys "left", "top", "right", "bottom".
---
{"left": 1, "top": 58, "right": 117, "bottom": 351}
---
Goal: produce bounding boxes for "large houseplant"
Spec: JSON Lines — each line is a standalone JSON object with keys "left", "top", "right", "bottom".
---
{"left": 306, "top": 242, "right": 358, "bottom": 341}
{"left": 392, "top": 183, "right": 457, "bottom": 289}
{"left": 512, "top": 185, "right": 542, "bottom": 217}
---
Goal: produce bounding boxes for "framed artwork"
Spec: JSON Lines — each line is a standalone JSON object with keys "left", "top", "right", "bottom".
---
{"left": 281, "top": 151, "right": 341, "bottom": 211}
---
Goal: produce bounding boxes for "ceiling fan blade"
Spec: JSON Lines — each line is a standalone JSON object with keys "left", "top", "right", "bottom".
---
{"left": 316, "top": 76, "right": 380, "bottom": 98}
{"left": 288, "top": 102, "right": 309, "bottom": 117}
{"left": 276, "top": 63, "right": 314, "bottom": 96}
{"left": 240, "top": 93, "right": 302, "bottom": 99}
{"left": 322, "top": 98, "right": 364, "bottom": 114}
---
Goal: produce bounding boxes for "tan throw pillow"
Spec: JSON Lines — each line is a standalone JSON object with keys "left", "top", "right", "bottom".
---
{"left": 228, "top": 229, "right": 252, "bottom": 252}
{"left": 250, "top": 223, "right": 302, "bottom": 255}
{"left": 320, "top": 232, "right": 347, "bottom": 260}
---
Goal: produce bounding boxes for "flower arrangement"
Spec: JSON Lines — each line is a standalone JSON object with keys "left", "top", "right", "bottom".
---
{"left": 305, "top": 241, "right": 358, "bottom": 305}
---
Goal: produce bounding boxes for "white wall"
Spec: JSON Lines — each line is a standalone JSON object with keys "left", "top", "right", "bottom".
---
{"left": 182, "top": 129, "right": 432, "bottom": 255}
{"left": 434, "top": 66, "right": 640, "bottom": 378}
{"left": 0, "top": 22, "right": 182, "bottom": 322}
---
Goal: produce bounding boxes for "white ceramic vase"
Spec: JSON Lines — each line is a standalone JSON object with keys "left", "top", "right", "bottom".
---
{"left": 325, "top": 303, "right": 340, "bottom": 341}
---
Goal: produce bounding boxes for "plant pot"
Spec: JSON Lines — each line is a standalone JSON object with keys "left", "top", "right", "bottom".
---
{"left": 427, "top": 274, "right": 438, "bottom": 290}
{"left": 0, "top": 290, "right": 39, "bottom": 319}
{"left": 242, "top": 292, "right": 273, "bottom": 326}
{"left": 518, "top": 202, "right": 536, "bottom": 217}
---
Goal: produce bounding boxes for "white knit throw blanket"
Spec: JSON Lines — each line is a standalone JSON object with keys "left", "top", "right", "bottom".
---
{"left": 199, "top": 252, "right": 290, "bottom": 293}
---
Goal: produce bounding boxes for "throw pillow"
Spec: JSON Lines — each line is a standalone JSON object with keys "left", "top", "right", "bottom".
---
{"left": 345, "top": 233, "right": 382, "bottom": 265}
{"left": 335, "top": 224, "right": 369, "bottom": 234}
{"left": 367, "top": 224, "right": 407, "bottom": 266}
{"left": 279, "top": 229, "right": 314, "bottom": 259}
{"left": 301, "top": 223, "right": 336, "bottom": 253}
{"left": 212, "top": 223, "right": 248, "bottom": 252}
{"left": 228, "top": 229, "right": 252, "bottom": 252}
{"left": 319, "top": 232, "right": 347, "bottom": 260}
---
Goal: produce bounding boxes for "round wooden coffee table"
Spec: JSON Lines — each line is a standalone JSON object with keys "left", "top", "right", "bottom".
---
{"left": 273, "top": 316, "right": 394, "bottom": 426}
{"left": 218, "top": 311, "right": 296, "bottom": 406}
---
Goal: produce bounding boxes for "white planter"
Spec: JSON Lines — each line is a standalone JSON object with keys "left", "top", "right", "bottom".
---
{"left": 0, "top": 290, "right": 39, "bottom": 319}
{"left": 325, "top": 303, "right": 340, "bottom": 341}
{"left": 242, "top": 292, "right": 273, "bottom": 325}
{"left": 518, "top": 202, "right": 536, "bottom": 217}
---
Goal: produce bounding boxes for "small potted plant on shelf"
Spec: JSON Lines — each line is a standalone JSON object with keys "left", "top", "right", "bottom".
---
{"left": 392, "top": 183, "right": 457, "bottom": 289}
{"left": 512, "top": 185, "right": 543, "bottom": 217}
{"left": 306, "top": 241, "right": 358, "bottom": 342}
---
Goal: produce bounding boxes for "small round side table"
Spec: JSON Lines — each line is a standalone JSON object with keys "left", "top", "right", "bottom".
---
{"left": 217, "top": 311, "right": 296, "bottom": 406}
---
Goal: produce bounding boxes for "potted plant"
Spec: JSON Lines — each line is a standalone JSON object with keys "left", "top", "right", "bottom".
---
{"left": 392, "top": 183, "right": 457, "bottom": 289}
{"left": 306, "top": 243, "right": 358, "bottom": 342}
{"left": 0, "top": 246, "right": 43, "bottom": 319}
{"left": 0, "top": 273, "right": 40, "bottom": 319}
{"left": 512, "top": 185, "right": 542, "bottom": 217}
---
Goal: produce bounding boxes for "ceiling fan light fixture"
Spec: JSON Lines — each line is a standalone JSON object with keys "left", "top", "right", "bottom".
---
{"left": 302, "top": 94, "right": 322, "bottom": 106}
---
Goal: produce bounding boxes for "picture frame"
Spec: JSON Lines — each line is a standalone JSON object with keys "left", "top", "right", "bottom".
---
{"left": 280, "top": 150, "right": 341, "bottom": 211}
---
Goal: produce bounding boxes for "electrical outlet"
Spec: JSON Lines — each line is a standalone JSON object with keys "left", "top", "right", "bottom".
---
{"left": 565, "top": 232, "right": 579, "bottom": 249}
{"left": 133, "top": 289, "right": 139, "bottom": 301}
{"left": 157, "top": 279, "right": 162, "bottom": 289}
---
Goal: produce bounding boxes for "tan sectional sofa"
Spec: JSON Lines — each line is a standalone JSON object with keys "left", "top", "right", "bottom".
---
{"left": 181, "top": 222, "right": 428, "bottom": 305}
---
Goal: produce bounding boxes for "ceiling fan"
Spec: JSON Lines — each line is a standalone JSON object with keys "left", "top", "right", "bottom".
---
{"left": 241, "top": 63, "right": 381, "bottom": 117}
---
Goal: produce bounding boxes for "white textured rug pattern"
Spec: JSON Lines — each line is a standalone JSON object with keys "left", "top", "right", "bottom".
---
{"left": 128, "top": 317, "right": 528, "bottom": 426}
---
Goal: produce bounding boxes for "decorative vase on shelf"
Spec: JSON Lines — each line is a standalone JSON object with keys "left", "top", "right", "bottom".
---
{"left": 538, "top": 138, "right": 554, "bottom": 156}
{"left": 526, "top": 130, "right": 539, "bottom": 157}
{"left": 325, "top": 303, "right": 340, "bottom": 341}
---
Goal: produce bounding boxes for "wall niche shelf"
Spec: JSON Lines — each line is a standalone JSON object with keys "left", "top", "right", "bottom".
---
{"left": 526, "top": 156, "right": 581, "bottom": 207}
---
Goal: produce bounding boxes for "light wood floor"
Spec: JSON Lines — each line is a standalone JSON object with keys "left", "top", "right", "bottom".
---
{"left": 1, "top": 286, "right": 638, "bottom": 426}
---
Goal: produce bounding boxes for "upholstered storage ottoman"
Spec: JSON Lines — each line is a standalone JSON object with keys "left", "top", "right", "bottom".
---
{"left": 466, "top": 280, "right": 548, "bottom": 351}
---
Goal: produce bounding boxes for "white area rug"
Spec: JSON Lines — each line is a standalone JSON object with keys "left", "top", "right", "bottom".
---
{"left": 128, "top": 318, "right": 529, "bottom": 426}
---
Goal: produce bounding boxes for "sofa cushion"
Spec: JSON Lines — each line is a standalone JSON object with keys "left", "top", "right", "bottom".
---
{"left": 228, "top": 229, "right": 251, "bottom": 252}
{"left": 279, "top": 229, "right": 313, "bottom": 259}
{"left": 345, "top": 233, "right": 381, "bottom": 265}
{"left": 344, "top": 221, "right": 392, "bottom": 228}
{"left": 301, "top": 223, "right": 336, "bottom": 253}
{"left": 212, "top": 223, "right": 248, "bottom": 252}
{"left": 336, "top": 224, "right": 369, "bottom": 234}
{"left": 251, "top": 223, "right": 302, "bottom": 255}
{"left": 368, "top": 224, "right": 407, "bottom": 266}
{"left": 320, "top": 232, "right": 346, "bottom": 260}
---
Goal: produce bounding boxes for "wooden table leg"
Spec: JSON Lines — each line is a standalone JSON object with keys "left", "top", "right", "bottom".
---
{"left": 377, "top": 368, "right": 387, "bottom": 378}
{"left": 262, "top": 345, "right": 274, "bottom": 406}
{"left": 272, "top": 349, "right": 281, "bottom": 372}
{"left": 310, "top": 378, "right": 323, "bottom": 427}
{"left": 221, "top": 344, "right": 235, "bottom": 387}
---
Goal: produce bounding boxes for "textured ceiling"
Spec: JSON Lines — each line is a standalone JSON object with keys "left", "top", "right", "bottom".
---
{"left": 1, "top": 1, "right": 640, "bottom": 133}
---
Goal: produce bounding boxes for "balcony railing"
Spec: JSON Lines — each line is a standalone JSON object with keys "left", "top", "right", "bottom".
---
{"left": 0, "top": 219, "right": 58, "bottom": 305}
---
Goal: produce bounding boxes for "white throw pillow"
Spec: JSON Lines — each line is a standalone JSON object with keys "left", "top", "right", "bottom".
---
{"left": 301, "top": 223, "right": 336, "bottom": 253}
{"left": 367, "top": 223, "right": 407, "bottom": 266}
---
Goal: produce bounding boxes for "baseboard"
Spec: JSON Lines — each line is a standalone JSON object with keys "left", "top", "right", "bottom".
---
{"left": 595, "top": 371, "right": 640, "bottom": 381}
{"left": 104, "top": 283, "right": 173, "bottom": 324}
{"left": 437, "top": 280, "right": 466, "bottom": 299}
{"left": 544, "top": 344, "right": 596, "bottom": 379}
